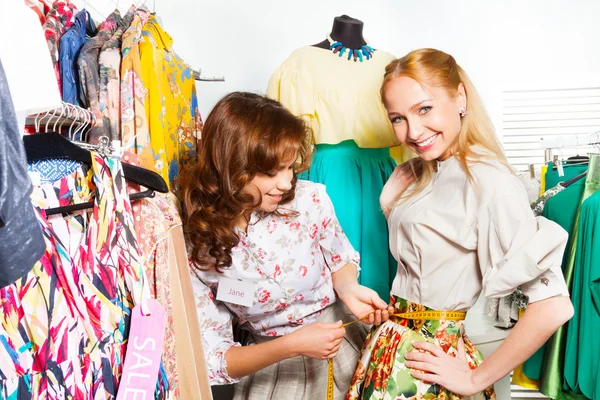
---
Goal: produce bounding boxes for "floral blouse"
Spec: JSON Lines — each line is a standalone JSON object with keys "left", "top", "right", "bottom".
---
{"left": 191, "top": 181, "right": 360, "bottom": 385}
{"left": 42, "top": 0, "right": 77, "bottom": 94}
{"left": 99, "top": 5, "right": 136, "bottom": 142}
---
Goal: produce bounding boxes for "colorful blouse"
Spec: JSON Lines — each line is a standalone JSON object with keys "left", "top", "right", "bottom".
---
{"left": 191, "top": 181, "right": 360, "bottom": 384}
{"left": 78, "top": 9, "right": 122, "bottom": 143}
{"left": 42, "top": 0, "right": 77, "bottom": 93}
{"left": 99, "top": 5, "right": 136, "bottom": 142}
{"left": 120, "top": 7, "right": 153, "bottom": 169}
{"left": 139, "top": 15, "right": 202, "bottom": 193}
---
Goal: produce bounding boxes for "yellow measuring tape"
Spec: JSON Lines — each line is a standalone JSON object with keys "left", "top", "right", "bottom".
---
{"left": 326, "top": 309, "right": 467, "bottom": 400}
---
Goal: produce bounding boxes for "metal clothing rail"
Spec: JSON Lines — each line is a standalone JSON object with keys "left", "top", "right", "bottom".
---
{"left": 539, "top": 131, "right": 600, "bottom": 150}
{"left": 193, "top": 69, "right": 226, "bottom": 82}
{"left": 539, "top": 130, "right": 600, "bottom": 164}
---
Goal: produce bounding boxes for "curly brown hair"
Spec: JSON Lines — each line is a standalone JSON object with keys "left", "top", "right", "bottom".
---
{"left": 181, "top": 92, "right": 312, "bottom": 272}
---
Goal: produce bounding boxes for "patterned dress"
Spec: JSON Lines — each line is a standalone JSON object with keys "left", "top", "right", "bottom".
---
{"left": 0, "top": 154, "right": 168, "bottom": 399}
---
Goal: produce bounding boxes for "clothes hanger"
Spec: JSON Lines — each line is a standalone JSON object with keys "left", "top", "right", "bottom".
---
{"left": 559, "top": 170, "right": 587, "bottom": 188}
{"left": 45, "top": 188, "right": 156, "bottom": 216}
{"left": 23, "top": 132, "right": 168, "bottom": 193}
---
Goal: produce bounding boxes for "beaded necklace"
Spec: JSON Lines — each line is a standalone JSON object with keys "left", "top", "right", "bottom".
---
{"left": 327, "top": 34, "right": 374, "bottom": 62}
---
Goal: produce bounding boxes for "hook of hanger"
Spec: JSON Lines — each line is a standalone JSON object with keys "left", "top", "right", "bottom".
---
{"left": 45, "top": 107, "right": 60, "bottom": 133}
{"left": 81, "top": 110, "right": 91, "bottom": 142}
{"left": 35, "top": 108, "right": 52, "bottom": 132}
{"left": 556, "top": 136, "right": 565, "bottom": 160}
{"left": 85, "top": 110, "right": 96, "bottom": 143}
{"left": 71, "top": 107, "right": 84, "bottom": 141}
{"left": 61, "top": 103, "right": 75, "bottom": 133}
{"left": 52, "top": 103, "right": 67, "bottom": 132}
{"left": 68, "top": 107, "right": 77, "bottom": 139}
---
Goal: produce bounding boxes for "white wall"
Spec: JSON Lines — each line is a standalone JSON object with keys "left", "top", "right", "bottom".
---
{"left": 74, "top": 0, "right": 600, "bottom": 139}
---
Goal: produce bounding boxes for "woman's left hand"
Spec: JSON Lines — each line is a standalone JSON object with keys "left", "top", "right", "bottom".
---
{"left": 404, "top": 339, "right": 481, "bottom": 396}
{"left": 337, "top": 283, "right": 394, "bottom": 325}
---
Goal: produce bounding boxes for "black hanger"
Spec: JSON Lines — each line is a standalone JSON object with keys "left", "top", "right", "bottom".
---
{"left": 552, "top": 159, "right": 589, "bottom": 170}
{"left": 559, "top": 170, "right": 587, "bottom": 188}
{"left": 44, "top": 189, "right": 156, "bottom": 216}
{"left": 566, "top": 155, "right": 589, "bottom": 164}
{"left": 23, "top": 132, "right": 168, "bottom": 193}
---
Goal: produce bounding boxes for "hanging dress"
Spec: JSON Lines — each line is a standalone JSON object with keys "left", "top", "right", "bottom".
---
{"left": 564, "top": 155, "right": 600, "bottom": 399}
{"left": 0, "top": 153, "right": 167, "bottom": 399}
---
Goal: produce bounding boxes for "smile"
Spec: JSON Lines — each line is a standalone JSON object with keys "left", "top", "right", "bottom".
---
{"left": 415, "top": 134, "right": 437, "bottom": 148}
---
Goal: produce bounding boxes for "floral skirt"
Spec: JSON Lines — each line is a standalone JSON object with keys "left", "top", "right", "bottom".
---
{"left": 346, "top": 296, "right": 496, "bottom": 400}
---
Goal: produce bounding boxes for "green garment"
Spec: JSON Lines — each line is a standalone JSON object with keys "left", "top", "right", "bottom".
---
{"left": 564, "top": 155, "right": 600, "bottom": 399}
{"left": 521, "top": 162, "right": 592, "bottom": 400}
{"left": 299, "top": 140, "right": 396, "bottom": 301}
{"left": 522, "top": 180, "right": 584, "bottom": 379}
{"left": 545, "top": 162, "right": 589, "bottom": 190}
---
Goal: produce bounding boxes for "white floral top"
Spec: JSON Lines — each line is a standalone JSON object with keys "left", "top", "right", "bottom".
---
{"left": 190, "top": 180, "right": 360, "bottom": 385}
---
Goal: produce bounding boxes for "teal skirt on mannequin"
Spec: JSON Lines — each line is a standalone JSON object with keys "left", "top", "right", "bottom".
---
{"left": 300, "top": 140, "right": 396, "bottom": 301}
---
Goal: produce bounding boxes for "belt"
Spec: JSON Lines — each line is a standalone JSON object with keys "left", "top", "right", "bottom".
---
{"left": 326, "top": 308, "right": 467, "bottom": 400}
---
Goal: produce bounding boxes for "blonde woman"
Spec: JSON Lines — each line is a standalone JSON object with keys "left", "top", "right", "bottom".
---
{"left": 346, "top": 49, "right": 574, "bottom": 399}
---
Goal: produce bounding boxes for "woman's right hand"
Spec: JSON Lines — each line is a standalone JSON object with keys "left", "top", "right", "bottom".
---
{"left": 380, "top": 161, "right": 417, "bottom": 218}
{"left": 285, "top": 321, "right": 346, "bottom": 360}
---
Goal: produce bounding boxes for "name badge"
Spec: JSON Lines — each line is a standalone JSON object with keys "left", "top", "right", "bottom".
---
{"left": 216, "top": 276, "right": 256, "bottom": 307}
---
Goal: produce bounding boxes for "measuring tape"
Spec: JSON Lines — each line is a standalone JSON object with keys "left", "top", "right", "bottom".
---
{"left": 325, "top": 309, "right": 466, "bottom": 400}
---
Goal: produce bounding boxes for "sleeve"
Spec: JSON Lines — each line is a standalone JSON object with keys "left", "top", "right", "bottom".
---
{"left": 190, "top": 270, "right": 241, "bottom": 385}
{"left": 266, "top": 64, "right": 317, "bottom": 140}
{"left": 477, "top": 193, "right": 570, "bottom": 303}
{"left": 314, "top": 185, "right": 361, "bottom": 273}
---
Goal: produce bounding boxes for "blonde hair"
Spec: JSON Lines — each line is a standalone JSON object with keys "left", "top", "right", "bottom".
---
{"left": 382, "top": 48, "right": 511, "bottom": 203}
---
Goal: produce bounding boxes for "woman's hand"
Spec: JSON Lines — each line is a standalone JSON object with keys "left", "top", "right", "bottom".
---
{"left": 337, "top": 283, "right": 394, "bottom": 325}
{"left": 285, "top": 321, "right": 346, "bottom": 359}
{"left": 404, "top": 339, "right": 481, "bottom": 396}
{"left": 380, "top": 161, "right": 416, "bottom": 218}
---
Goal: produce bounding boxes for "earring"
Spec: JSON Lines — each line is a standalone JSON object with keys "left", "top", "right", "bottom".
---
{"left": 459, "top": 107, "right": 468, "bottom": 118}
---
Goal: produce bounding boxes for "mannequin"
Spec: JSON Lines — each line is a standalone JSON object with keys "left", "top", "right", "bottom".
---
{"left": 267, "top": 16, "right": 410, "bottom": 303}
{"left": 313, "top": 15, "right": 368, "bottom": 50}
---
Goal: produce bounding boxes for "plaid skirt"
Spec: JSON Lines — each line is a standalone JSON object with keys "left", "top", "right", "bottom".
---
{"left": 233, "top": 302, "right": 369, "bottom": 400}
{"left": 346, "top": 296, "right": 496, "bottom": 400}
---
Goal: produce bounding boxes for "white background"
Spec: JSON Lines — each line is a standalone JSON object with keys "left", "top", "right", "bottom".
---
{"left": 72, "top": 0, "right": 600, "bottom": 142}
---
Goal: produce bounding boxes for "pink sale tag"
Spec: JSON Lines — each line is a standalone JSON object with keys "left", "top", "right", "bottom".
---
{"left": 116, "top": 299, "right": 167, "bottom": 400}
